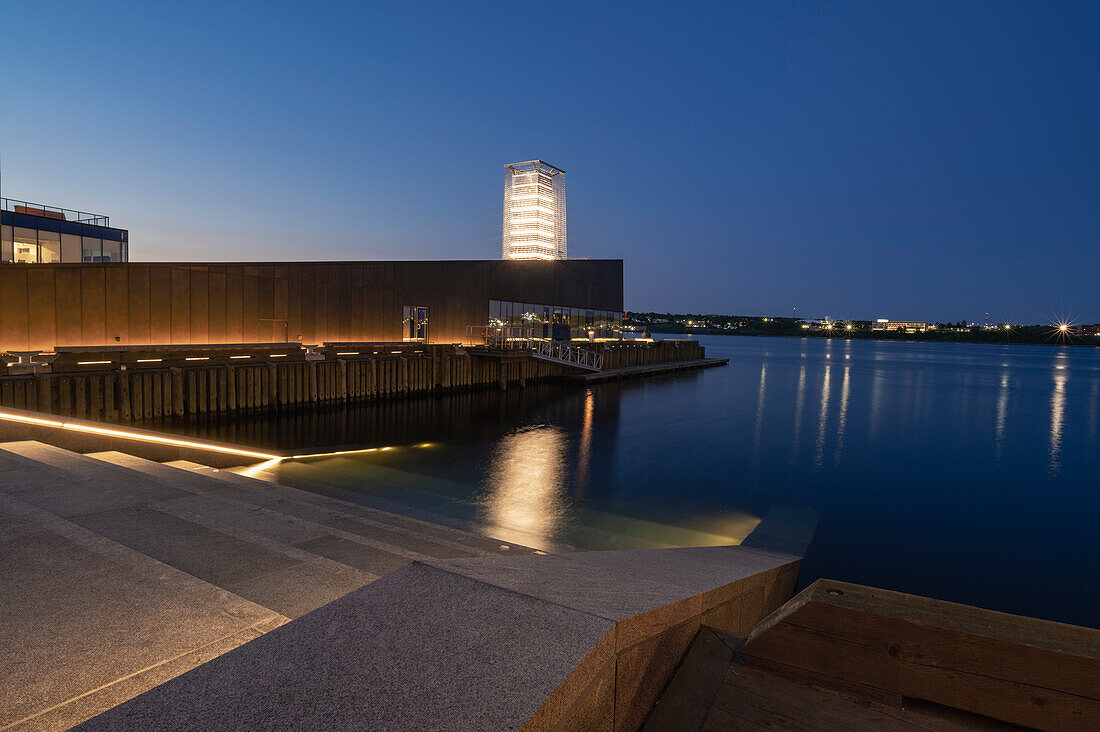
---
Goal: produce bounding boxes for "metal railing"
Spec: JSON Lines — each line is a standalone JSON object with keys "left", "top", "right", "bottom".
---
{"left": 465, "top": 325, "right": 602, "bottom": 370}
{"left": 466, "top": 325, "right": 539, "bottom": 348}
{"left": 2, "top": 197, "right": 110, "bottom": 226}
{"left": 533, "top": 338, "right": 602, "bottom": 370}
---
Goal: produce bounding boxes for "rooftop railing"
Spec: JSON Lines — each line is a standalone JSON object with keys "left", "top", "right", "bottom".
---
{"left": 2, "top": 197, "right": 110, "bottom": 227}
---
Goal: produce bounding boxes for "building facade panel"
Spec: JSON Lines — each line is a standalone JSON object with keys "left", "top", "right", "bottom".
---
{"left": 0, "top": 259, "right": 622, "bottom": 352}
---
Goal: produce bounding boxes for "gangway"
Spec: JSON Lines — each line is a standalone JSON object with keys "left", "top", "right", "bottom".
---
{"left": 466, "top": 326, "right": 602, "bottom": 372}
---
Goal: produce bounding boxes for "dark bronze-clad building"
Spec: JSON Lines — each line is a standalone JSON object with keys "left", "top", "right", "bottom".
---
{"left": 0, "top": 259, "right": 623, "bottom": 352}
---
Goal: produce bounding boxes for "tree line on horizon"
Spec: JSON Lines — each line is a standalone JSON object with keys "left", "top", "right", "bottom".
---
{"left": 623, "top": 312, "right": 1100, "bottom": 346}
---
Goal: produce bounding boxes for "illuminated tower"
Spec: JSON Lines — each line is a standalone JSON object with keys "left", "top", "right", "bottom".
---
{"left": 502, "top": 160, "right": 566, "bottom": 260}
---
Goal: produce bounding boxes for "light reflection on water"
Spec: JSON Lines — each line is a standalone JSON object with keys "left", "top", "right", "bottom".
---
{"left": 1049, "top": 368, "right": 1067, "bottom": 477}
{"left": 478, "top": 425, "right": 569, "bottom": 548}
{"left": 173, "top": 334, "right": 1100, "bottom": 627}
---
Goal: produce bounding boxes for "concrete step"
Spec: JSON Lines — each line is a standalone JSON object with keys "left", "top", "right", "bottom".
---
{"left": 92, "top": 451, "right": 484, "bottom": 577}
{"left": 0, "top": 441, "right": 371, "bottom": 619}
{"left": 166, "top": 458, "right": 535, "bottom": 558}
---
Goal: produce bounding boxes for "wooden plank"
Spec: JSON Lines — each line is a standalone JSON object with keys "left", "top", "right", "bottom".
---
{"left": 35, "top": 375, "right": 53, "bottom": 415}
{"left": 103, "top": 373, "right": 117, "bottom": 421}
{"left": 170, "top": 368, "right": 184, "bottom": 418}
{"left": 88, "top": 376, "right": 102, "bottom": 420}
{"left": 217, "top": 367, "right": 228, "bottom": 414}
{"left": 704, "top": 662, "right": 929, "bottom": 732}
{"left": 117, "top": 372, "right": 132, "bottom": 422}
{"left": 73, "top": 376, "right": 87, "bottom": 419}
{"left": 266, "top": 363, "right": 278, "bottom": 409}
{"left": 130, "top": 372, "right": 143, "bottom": 420}
{"left": 150, "top": 372, "right": 162, "bottom": 418}
{"left": 143, "top": 372, "right": 154, "bottom": 420}
{"left": 743, "top": 579, "right": 1100, "bottom": 732}
{"left": 12, "top": 379, "right": 26, "bottom": 410}
{"left": 57, "top": 376, "right": 71, "bottom": 416}
{"left": 186, "top": 370, "right": 197, "bottom": 417}
{"left": 204, "top": 369, "right": 214, "bottom": 414}
{"left": 24, "top": 377, "right": 36, "bottom": 410}
{"left": 226, "top": 365, "right": 237, "bottom": 412}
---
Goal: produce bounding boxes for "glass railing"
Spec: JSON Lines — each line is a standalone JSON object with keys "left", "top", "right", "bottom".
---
{"left": 2, "top": 197, "right": 110, "bottom": 227}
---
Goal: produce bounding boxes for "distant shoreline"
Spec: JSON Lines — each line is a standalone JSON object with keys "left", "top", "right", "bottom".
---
{"left": 640, "top": 327, "right": 1100, "bottom": 348}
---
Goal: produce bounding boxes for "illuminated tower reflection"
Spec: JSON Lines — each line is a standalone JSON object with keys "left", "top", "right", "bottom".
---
{"left": 479, "top": 425, "right": 568, "bottom": 548}
{"left": 574, "top": 389, "right": 595, "bottom": 497}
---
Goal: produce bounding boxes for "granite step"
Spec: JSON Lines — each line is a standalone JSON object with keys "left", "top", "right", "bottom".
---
{"left": 0, "top": 489, "right": 287, "bottom": 731}
{"left": 0, "top": 441, "right": 371, "bottom": 619}
{"left": 92, "top": 451, "right": 482, "bottom": 576}
{"left": 166, "top": 458, "right": 535, "bottom": 558}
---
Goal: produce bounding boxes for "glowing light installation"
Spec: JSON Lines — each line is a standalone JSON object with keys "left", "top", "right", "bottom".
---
{"left": 502, "top": 160, "right": 566, "bottom": 260}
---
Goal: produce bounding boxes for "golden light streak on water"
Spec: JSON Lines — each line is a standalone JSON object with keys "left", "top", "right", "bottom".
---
{"left": 480, "top": 425, "right": 568, "bottom": 548}
{"left": 238, "top": 457, "right": 284, "bottom": 477}
{"left": 574, "top": 389, "right": 595, "bottom": 497}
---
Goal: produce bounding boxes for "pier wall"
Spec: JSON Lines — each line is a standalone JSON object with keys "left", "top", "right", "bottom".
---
{"left": 0, "top": 340, "right": 705, "bottom": 423}
{"left": 590, "top": 339, "right": 704, "bottom": 368}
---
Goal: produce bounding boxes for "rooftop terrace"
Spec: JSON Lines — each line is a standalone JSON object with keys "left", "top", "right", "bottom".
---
{"left": 2, "top": 196, "right": 111, "bottom": 227}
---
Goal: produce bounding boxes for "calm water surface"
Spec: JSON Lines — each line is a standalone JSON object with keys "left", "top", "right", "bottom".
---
{"left": 169, "top": 335, "right": 1100, "bottom": 627}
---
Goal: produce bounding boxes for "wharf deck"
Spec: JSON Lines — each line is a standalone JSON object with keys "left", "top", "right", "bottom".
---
{"left": 644, "top": 628, "right": 1011, "bottom": 731}
{"left": 565, "top": 357, "right": 728, "bottom": 384}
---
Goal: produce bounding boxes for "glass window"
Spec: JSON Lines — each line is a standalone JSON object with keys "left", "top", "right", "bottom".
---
{"left": 82, "top": 237, "right": 102, "bottom": 263}
{"left": 416, "top": 307, "right": 428, "bottom": 340}
{"left": 1, "top": 225, "right": 12, "bottom": 263}
{"left": 14, "top": 227, "right": 38, "bottom": 263}
{"left": 403, "top": 305, "right": 428, "bottom": 341}
{"left": 102, "top": 240, "right": 122, "bottom": 263}
{"left": 39, "top": 229, "right": 61, "bottom": 263}
{"left": 61, "top": 233, "right": 81, "bottom": 262}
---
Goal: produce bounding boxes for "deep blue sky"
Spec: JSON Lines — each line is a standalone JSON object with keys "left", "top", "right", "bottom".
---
{"left": 3, "top": 2, "right": 1098, "bottom": 323}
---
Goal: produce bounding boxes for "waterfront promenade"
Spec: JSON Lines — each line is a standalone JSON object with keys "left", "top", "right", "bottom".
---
{"left": 2, "top": 431, "right": 1098, "bottom": 730}
{"left": 0, "top": 437, "right": 798, "bottom": 730}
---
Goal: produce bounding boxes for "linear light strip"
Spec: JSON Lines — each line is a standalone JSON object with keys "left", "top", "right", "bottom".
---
{"left": 0, "top": 409, "right": 282, "bottom": 460}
